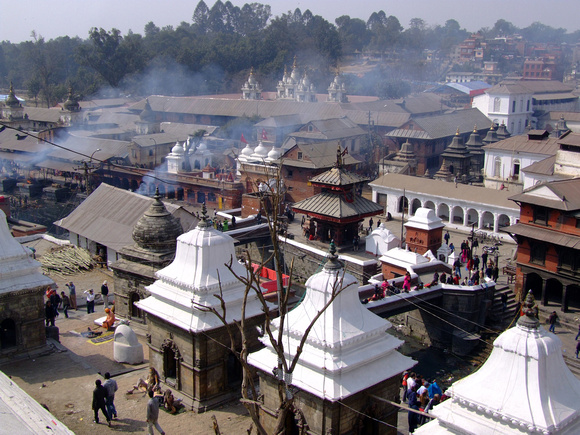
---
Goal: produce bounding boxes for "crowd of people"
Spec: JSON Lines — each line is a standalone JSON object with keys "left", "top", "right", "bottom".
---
{"left": 402, "top": 371, "right": 447, "bottom": 432}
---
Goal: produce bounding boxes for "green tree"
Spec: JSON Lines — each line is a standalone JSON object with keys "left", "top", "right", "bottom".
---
{"left": 192, "top": 0, "right": 210, "bottom": 34}
{"left": 335, "top": 16, "right": 370, "bottom": 53}
{"left": 76, "top": 27, "right": 145, "bottom": 88}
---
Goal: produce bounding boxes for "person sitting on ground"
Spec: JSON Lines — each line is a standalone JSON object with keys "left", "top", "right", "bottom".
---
{"left": 128, "top": 367, "right": 160, "bottom": 394}
{"left": 102, "top": 308, "right": 116, "bottom": 330}
{"left": 164, "top": 389, "right": 182, "bottom": 414}
{"left": 439, "top": 272, "right": 446, "bottom": 284}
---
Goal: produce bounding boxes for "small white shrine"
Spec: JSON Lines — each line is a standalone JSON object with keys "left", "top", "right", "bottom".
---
{"left": 136, "top": 206, "right": 267, "bottom": 411}
{"left": 366, "top": 223, "right": 400, "bottom": 256}
{"left": 166, "top": 141, "right": 184, "bottom": 174}
{"left": 416, "top": 291, "right": 580, "bottom": 435}
{"left": 248, "top": 242, "right": 415, "bottom": 433}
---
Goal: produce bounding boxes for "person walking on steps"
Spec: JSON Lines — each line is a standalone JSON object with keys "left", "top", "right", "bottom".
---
{"left": 549, "top": 311, "right": 559, "bottom": 333}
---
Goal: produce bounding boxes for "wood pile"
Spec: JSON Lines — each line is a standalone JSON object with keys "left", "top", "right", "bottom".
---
{"left": 39, "top": 245, "right": 95, "bottom": 278}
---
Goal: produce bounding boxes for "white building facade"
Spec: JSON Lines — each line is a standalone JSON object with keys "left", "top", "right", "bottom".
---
{"left": 370, "top": 173, "right": 519, "bottom": 235}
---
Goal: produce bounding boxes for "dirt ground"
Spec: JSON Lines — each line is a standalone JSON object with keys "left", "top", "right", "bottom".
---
{"left": 1, "top": 267, "right": 252, "bottom": 435}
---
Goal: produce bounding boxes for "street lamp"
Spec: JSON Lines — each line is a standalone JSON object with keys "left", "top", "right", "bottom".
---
{"left": 85, "top": 148, "right": 101, "bottom": 194}
{"left": 150, "top": 138, "right": 157, "bottom": 168}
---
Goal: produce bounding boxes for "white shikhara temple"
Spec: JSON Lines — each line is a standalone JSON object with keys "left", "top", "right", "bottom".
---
{"left": 137, "top": 210, "right": 264, "bottom": 332}
{"left": 136, "top": 207, "right": 267, "bottom": 410}
{"left": 416, "top": 291, "right": 580, "bottom": 435}
{"left": 248, "top": 242, "right": 415, "bottom": 433}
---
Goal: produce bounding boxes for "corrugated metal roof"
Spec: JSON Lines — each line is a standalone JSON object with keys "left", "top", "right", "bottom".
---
{"left": 0, "top": 129, "right": 52, "bottom": 153}
{"left": 386, "top": 109, "right": 490, "bottom": 140}
{"left": 548, "top": 112, "right": 580, "bottom": 122}
{"left": 370, "top": 173, "right": 518, "bottom": 210}
{"left": 482, "top": 133, "right": 560, "bottom": 155}
{"left": 533, "top": 93, "right": 578, "bottom": 101}
{"left": 54, "top": 183, "right": 185, "bottom": 252}
{"left": 509, "top": 178, "right": 580, "bottom": 211}
{"left": 46, "top": 133, "right": 129, "bottom": 161}
{"left": 503, "top": 222, "right": 580, "bottom": 249}
{"left": 486, "top": 80, "right": 575, "bottom": 95}
{"left": 22, "top": 107, "right": 63, "bottom": 123}
{"left": 294, "top": 142, "right": 360, "bottom": 168}
{"left": 292, "top": 191, "right": 383, "bottom": 219}
{"left": 522, "top": 155, "right": 556, "bottom": 175}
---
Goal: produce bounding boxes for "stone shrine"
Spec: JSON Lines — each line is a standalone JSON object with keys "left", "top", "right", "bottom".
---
{"left": 0, "top": 209, "right": 53, "bottom": 358}
{"left": 136, "top": 207, "right": 267, "bottom": 411}
{"left": 111, "top": 188, "right": 182, "bottom": 322}
{"left": 416, "top": 291, "right": 580, "bottom": 434}
{"left": 248, "top": 242, "right": 415, "bottom": 434}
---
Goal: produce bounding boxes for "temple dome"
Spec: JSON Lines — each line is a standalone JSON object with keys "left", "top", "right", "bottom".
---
{"left": 251, "top": 140, "right": 269, "bottom": 160}
{"left": 132, "top": 190, "right": 182, "bottom": 253}
{"left": 266, "top": 146, "right": 281, "bottom": 162}
{"left": 240, "top": 143, "right": 254, "bottom": 158}
{"left": 171, "top": 141, "right": 184, "bottom": 155}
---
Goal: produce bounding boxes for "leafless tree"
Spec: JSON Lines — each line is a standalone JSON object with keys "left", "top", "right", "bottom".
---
{"left": 195, "top": 163, "right": 352, "bottom": 434}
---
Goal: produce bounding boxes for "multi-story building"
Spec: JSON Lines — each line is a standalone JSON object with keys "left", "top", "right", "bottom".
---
{"left": 504, "top": 178, "right": 580, "bottom": 312}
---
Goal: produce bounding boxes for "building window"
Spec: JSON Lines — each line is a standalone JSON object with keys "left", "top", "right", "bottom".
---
{"left": 530, "top": 241, "right": 546, "bottom": 265}
{"left": 149, "top": 150, "right": 153, "bottom": 156}
{"left": 559, "top": 247, "right": 578, "bottom": 271}
{"left": 287, "top": 170, "right": 293, "bottom": 178}
{"left": 527, "top": 100, "right": 530, "bottom": 111}
{"left": 512, "top": 101, "right": 516, "bottom": 113}
{"left": 533, "top": 206, "right": 549, "bottom": 225}
{"left": 494, "top": 157, "right": 501, "bottom": 177}
{"left": 513, "top": 160, "right": 520, "bottom": 179}
{"left": 297, "top": 152, "right": 303, "bottom": 160}
{"left": 493, "top": 97, "right": 501, "bottom": 112}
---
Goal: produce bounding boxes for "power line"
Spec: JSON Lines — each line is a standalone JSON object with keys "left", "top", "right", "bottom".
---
{"left": 0, "top": 122, "right": 183, "bottom": 186}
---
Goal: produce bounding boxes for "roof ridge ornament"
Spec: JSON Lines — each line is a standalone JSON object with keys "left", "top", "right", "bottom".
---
{"left": 198, "top": 202, "right": 211, "bottom": 228}
{"left": 324, "top": 240, "right": 342, "bottom": 271}
{"left": 517, "top": 290, "right": 539, "bottom": 329}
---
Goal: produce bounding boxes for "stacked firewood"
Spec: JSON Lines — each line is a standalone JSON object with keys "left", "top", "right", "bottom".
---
{"left": 39, "top": 245, "right": 95, "bottom": 277}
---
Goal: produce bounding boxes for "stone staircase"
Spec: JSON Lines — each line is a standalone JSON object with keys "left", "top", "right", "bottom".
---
{"left": 488, "top": 286, "right": 518, "bottom": 328}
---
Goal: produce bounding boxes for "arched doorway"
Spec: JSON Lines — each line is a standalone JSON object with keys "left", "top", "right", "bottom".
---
{"left": 438, "top": 204, "right": 449, "bottom": 222}
{"left": 130, "top": 292, "right": 142, "bottom": 319}
{"left": 566, "top": 285, "right": 580, "bottom": 311}
{"left": 482, "top": 211, "right": 494, "bottom": 230}
{"left": 161, "top": 340, "right": 180, "bottom": 385}
{"left": 524, "top": 272, "right": 543, "bottom": 302}
{"left": 498, "top": 214, "right": 510, "bottom": 229}
{"left": 121, "top": 178, "right": 130, "bottom": 190}
{"left": 466, "top": 208, "right": 479, "bottom": 227}
{"left": 411, "top": 198, "right": 422, "bottom": 215}
{"left": 176, "top": 187, "right": 184, "bottom": 201}
{"left": 545, "top": 278, "right": 563, "bottom": 307}
{"left": 451, "top": 206, "right": 464, "bottom": 225}
{"left": 158, "top": 184, "right": 166, "bottom": 197}
{"left": 424, "top": 200, "right": 435, "bottom": 211}
{"left": 130, "top": 179, "right": 138, "bottom": 192}
{"left": 197, "top": 192, "right": 206, "bottom": 204}
{"left": 398, "top": 196, "right": 409, "bottom": 214}
{"left": 149, "top": 183, "right": 156, "bottom": 195}
{"left": 0, "top": 318, "right": 17, "bottom": 349}
{"left": 227, "top": 352, "right": 242, "bottom": 387}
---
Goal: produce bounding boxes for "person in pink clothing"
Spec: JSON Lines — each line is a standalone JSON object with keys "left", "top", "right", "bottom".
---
{"left": 403, "top": 271, "right": 411, "bottom": 292}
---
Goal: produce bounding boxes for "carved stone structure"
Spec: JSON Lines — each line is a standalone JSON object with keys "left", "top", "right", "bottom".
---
{"left": 249, "top": 243, "right": 415, "bottom": 434}
{"left": 0, "top": 210, "right": 53, "bottom": 358}
{"left": 111, "top": 188, "right": 182, "bottom": 322}
{"left": 136, "top": 207, "right": 267, "bottom": 411}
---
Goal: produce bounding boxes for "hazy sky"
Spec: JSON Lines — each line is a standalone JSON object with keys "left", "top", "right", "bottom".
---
{"left": 2, "top": 0, "right": 580, "bottom": 43}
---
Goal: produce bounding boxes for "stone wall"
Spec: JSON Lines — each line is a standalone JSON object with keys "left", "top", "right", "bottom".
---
{"left": 146, "top": 310, "right": 265, "bottom": 412}
{"left": 257, "top": 371, "right": 401, "bottom": 434}
{"left": 0, "top": 285, "right": 47, "bottom": 357}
